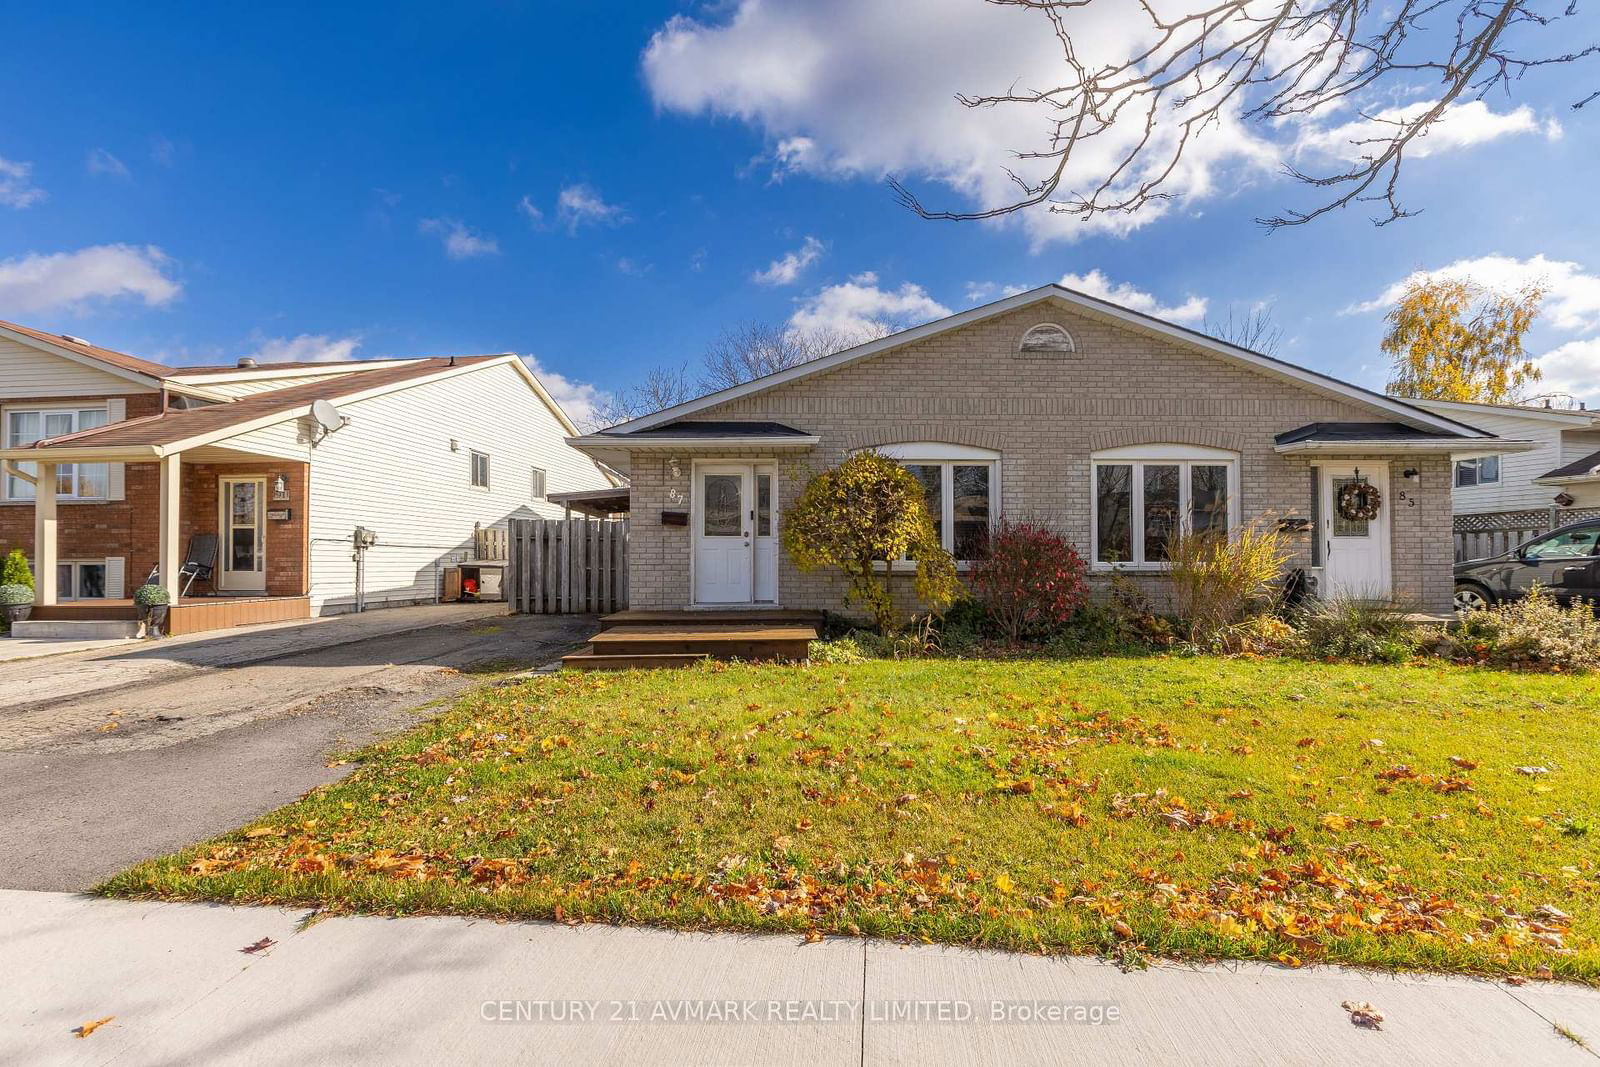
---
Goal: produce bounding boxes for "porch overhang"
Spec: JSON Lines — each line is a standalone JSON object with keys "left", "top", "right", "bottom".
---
{"left": 1273, "top": 438, "right": 1538, "bottom": 456}
{"left": 546, "top": 485, "right": 633, "bottom": 517}
{"left": 567, "top": 421, "right": 819, "bottom": 476}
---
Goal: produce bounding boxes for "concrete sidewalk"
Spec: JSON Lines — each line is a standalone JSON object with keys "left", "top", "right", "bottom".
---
{"left": 4, "top": 890, "right": 1597, "bottom": 1066}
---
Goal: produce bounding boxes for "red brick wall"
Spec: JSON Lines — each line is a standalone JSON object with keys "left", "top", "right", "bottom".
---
{"left": 180, "top": 462, "right": 309, "bottom": 596}
{"left": 0, "top": 387, "right": 309, "bottom": 597}
{"left": 0, "top": 393, "right": 164, "bottom": 581}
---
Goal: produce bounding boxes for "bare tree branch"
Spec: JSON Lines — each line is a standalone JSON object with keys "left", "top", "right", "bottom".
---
{"left": 1207, "top": 303, "right": 1285, "bottom": 355}
{"left": 890, "top": 1, "right": 1596, "bottom": 231}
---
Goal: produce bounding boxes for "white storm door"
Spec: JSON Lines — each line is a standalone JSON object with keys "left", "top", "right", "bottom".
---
{"left": 218, "top": 477, "right": 268, "bottom": 592}
{"left": 1320, "top": 465, "right": 1390, "bottom": 599}
{"left": 753, "top": 463, "right": 778, "bottom": 603}
{"left": 694, "top": 464, "right": 754, "bottom": 604}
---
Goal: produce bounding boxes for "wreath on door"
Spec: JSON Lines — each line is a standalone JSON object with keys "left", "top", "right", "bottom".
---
{"left": 1336, "top": 477, "right": 1382, "bottom": 522}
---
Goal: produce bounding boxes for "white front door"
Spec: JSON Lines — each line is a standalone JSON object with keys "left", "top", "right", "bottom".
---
{"left": 1320, "top": 465, "right": 1390, "bottom": 599}
{"left": 218, "top": 477, "right": 267, "bottom": 593}
{"left": 694, "top": 464, "right": 753, "bottom": 604}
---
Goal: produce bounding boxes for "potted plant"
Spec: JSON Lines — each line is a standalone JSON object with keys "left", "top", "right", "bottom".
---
{"left": 0, "top": 583, "right": 33, "bottom": 628}
{"left": 134, "top": 584, "right": 172, "bottom": 638}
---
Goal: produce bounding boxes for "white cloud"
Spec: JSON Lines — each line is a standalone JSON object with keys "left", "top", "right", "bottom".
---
{"left": 0, "top": 244, "right": 180, "bottom": 313}
{"left": 1350, "top": 255, "right": 1600, "bottom": 333}
{"left": 517, "top": 195, "right": 545, "bottom": 227}
{"left": 753, "top": 236, "right": 824, "bottom": 285}
{"left": 1533, "top": 338, "right": 1600, "bottom": 408}
{"left": 642, "top": 0, "right": 1279, "bottom": 244}
{"left": 556, "top": 183, "right": 628, "bottom": 232}
{"left": 616, "top": 257, "right": 653, "bottom": 277}
{"left": 0, "top": 156, "right": 45, "bottom": 208}
{"left": 249, "top": 334, "right": 362, "bottom": 364}
{"left": 522, "top": 355, "right": 610, "bottom": 430}
{"left": 87, "top": 148, "right": 130, "bottom": 178}
{"left": 1057, "top": 270, "right": 1207, "bottom": 323}
{"left": 1296, "top": 100, "right": 1561, "bottom": 161}
{"left": 418, "top": 217, "right": 500, "bottom": 259}
{"left": 787, "top": 272, "right": 951, "bottom": 336}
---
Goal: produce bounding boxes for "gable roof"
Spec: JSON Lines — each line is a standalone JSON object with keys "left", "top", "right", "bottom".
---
{"left": 603, "top": 285, "right": 1491, "bottom": 439}
{"left": 0, "top": 319, "right": 176, "bottom": 385}
{"left": 10, "top": 356, "right": 500, "bottom": 457}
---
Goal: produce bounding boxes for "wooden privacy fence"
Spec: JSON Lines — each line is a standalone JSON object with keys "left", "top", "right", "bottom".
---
{"left": 1453, "top": 506, "right": 1600, "bottom": 562}
{"left": 507, "top": 517, "right": 629, "bottom": 614}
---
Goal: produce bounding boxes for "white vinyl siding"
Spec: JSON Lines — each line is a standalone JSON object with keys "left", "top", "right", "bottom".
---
{"left": 0, "top": 338, "right": 156, "bottom": 397}
{"left": 305, "top": 360, "right": 610, "bottom": 614}
{"left": 185, "top": 372, "right": 371, "bottom": 398}
{"left": 1433, "top": 410, "right": 1567, "bottom": 514}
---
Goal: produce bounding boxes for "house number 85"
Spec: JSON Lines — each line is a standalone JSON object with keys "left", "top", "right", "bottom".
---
{"left": 1396, "top": 490, "right": 1416, "bottom": 507}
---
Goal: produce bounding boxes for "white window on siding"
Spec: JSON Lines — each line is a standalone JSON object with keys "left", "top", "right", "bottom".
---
{"left": 872, "top": 443, "right": 1000, "bottom": 563}
{"left": 4, "top": 406, "right": 110, "bottom": 500}
{"left": 1454, "top": 455, "right": 1500, "bottom": 488}
{"left": 531, "top": 467, "right": 547, "bottom": 500}
{"left": 470, "top": 450, "right": 490, "bottom": 489}
{"left": 1091, "top": 444, "right": 1239, "bottom": 568}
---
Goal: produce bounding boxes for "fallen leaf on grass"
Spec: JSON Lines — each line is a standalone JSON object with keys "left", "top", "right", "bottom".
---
{"left": 1448, "top": 756, "right": 1478, "bottom": 770}
{"left": 1516, "top": 766, "right": 1551, "bottom": 776}
{"left": 73, "top": 1016, "right": 114, "bottom": 1038}
{"left": 802, "top": 929, "right": 825, "bottom": 944}
{"left": 240, "top": 937, "right": 277, "bottom": 955}
{"left": 1341, "top": 1001, "right": 1384, "bottom": 1030}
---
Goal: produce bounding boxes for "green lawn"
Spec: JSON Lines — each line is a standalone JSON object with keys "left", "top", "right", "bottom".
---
{"left": 103, "top": 656, "right": 1600, "bottom": 980}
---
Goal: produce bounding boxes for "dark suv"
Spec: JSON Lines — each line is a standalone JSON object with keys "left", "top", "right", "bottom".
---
{"left": 1454, "top": 518, "right": 1600, "bottom": 614}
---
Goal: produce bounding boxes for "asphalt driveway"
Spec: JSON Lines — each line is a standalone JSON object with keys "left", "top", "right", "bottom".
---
{"left": 0, "top": 606, "right": 594, "bottom": 891}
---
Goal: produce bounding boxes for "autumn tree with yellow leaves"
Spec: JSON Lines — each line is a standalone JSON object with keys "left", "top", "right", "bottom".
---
{"left": 1383, "top": 279, "right": 1544, "bottom": 405}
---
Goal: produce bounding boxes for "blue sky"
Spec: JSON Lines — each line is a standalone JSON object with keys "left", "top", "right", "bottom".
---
{"left": 3, "top": 1, "right": 1598, "bottom": 426}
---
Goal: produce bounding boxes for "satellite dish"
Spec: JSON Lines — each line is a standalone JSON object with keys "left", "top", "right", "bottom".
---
{"left": 311, "top": 399, "right": 345, "bottom": 437}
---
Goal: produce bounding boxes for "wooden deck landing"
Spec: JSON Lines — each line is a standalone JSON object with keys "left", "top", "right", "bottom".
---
{"left": 29, "top": 595, "right": 311, "bottom": 636}
{"left": 564, "top": 609, "right": 822, "bottom": 670}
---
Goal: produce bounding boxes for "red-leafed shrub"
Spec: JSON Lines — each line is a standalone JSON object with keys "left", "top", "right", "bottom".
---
{"left": 969, "top": 519, "right": 1088, "bottom": 643}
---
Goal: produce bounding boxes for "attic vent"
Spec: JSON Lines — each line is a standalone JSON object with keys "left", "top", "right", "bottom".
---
{"left": 1018, "top": 322, "right": 1076, "bottom": 355}
{"left": 60, "top": 334, "right": 92, "bottom": 346}
{"left": 237, "top": 357, "right": 259, "bottom": 369}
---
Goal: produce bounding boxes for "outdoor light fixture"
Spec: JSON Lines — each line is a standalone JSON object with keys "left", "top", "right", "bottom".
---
{"left": 272, "top": 473, "right": 289, "bottom": 500}
{"left": 1402, "top": 468, "right": 1419, "bottom": 481}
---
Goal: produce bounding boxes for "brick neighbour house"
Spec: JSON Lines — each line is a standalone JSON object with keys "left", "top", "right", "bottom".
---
{"left": 573, "top": 286, "right": 1533, "bottom": 618}
{"left": 1, "top": 320, "right": 613, "bottom": 634}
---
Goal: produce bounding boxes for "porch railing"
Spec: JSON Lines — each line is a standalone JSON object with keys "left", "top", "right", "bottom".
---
{"left": 506, "top": 517, "right": 629, "bottom": 614}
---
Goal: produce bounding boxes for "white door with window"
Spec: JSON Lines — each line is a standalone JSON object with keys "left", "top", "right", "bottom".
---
{"left": 694, "top": 464, "right": 753, "bottom": 604}
{"left": 1320, "top": 465, "right": 1390, "bottom": 599}
{"left": 218, "top": 478, "right": 267, "bottom": 593}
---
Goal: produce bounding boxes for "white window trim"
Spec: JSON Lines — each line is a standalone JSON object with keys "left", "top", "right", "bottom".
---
{"left": 469, "top": 449, "right": 491, "bottom": 490}
{"left": 1453, "top": 455, "right": 1500, "bottom": 488}
{"left": 44, "top": 558, "right": 110, "bottom": 601}
{"left": 1090, "top": 446, "right": 1241, "bottom": 571}
{"left": 531, "top": 466, "right": 547, "bottom": 501}
{"left": 3, "top": 404, "right": 112, "bottom": 502}
{"left": 869, "top": 444, "right": 1001, "bottom": 570}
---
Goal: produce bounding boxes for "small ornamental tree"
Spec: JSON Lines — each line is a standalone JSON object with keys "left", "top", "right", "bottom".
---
{"left": 782, "top": 451, "right": 960, "bottom": 633}
{"left": 1, "top": 549, "right": 33, "bottom": 591}
{"left": 969, "top": 519, "right": 1088, "bottom": 643}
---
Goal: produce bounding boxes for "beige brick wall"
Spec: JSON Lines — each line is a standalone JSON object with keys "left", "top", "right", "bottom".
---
{"left": 623, "top": 302, "right": 1456, "bottom": 615}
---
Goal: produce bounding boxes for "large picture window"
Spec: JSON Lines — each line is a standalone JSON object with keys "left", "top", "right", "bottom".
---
{"left": 875, "top": 443, "right": 1000, "bottom": 564}
{"left": 1091, "top": 445, "right": 1238, "bottom": 567}
{"left": 4, "top": 407, "right": 110, "bottom": 500}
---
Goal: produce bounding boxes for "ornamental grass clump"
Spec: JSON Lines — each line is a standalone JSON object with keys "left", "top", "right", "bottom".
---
{"left": 969, "top": 518, "right": 1087, "bottom": 643}
{"left": 1445, "top": 585, "right": 1600, "bottom": 673}
{"left": 1166, "top": 516, "right": 1298, "bottom": 648}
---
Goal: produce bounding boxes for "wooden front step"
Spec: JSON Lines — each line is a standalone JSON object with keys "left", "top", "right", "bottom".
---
{"left": 561, "top": 647, "right": 710, "bottom": 671}
{"left": 598, "top": 609, "right": 824, "bottom": 631}
{"left": 592, "top": 623, "right": 816, "bottom": 660}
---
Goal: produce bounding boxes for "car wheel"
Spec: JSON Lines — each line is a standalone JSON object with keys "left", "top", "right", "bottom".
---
{"left": 1453, "top": 583, "right": 1492, "bottom": 615}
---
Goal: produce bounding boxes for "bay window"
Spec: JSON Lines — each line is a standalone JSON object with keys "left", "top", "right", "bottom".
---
{"left": 4, "top": 407, "right": 110, "bottom": 500}
{"left": 1092, "top": 445, "right": 1238, "bottom": 567}
{"left": 876, "top": 443, "right": 999, "bottom": 564}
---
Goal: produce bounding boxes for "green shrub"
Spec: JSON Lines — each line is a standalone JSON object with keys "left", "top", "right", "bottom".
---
{"left": 1, "top": 549, "right": 32, "bottom": 590}
{"left": 1296, "top": 596, "right": 1416, "bottom": 664}
{"left": 1441, "top": 586, "right": 1600, "bottom": 673}
{"left": 809, "top": 630, "right": 893, "bottom": 663}
{"left": 133, "top": 584, "right": 171, "bottom": 607}
{"left": 0, "top": 583, "right": 33, "bottom": 606}
{"left": 1214, "top": 614, "right": 1300, "bottom": 656}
